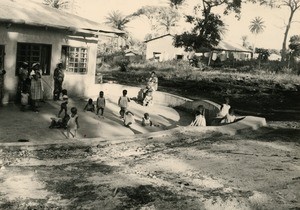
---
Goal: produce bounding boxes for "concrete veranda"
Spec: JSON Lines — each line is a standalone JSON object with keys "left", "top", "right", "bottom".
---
{"left": 0, "top": 97, "right": 193, "bottom": 144}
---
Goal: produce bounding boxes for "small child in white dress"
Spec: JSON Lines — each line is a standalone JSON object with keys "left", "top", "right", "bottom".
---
{"left": 67, "top": 107, "right": 79, "bottom": 138}
{"left": 190, "top": 109, "right": 206, "bottom": 127}
{"left": 142, "top": 113, "right": 153, "bottom": 126}
{"left": 217, "top": 97, "right": 231, "bottom": 118}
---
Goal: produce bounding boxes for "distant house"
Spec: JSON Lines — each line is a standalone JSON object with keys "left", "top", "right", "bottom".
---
{"left": 209, "top": 40, "right": 252, "bottom": 64}
{"left": 145, "top": 34, "right": 187, "bottom": 61}
{"left": 144, "top": 34, "right": 252, "bottom": 63}
{"left": 0, "top": 0, "right": 123, "bottom": 103}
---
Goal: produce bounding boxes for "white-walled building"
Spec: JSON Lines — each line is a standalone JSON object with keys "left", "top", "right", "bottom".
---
{"left": 145, "top": 34, "right": 187, "bottom": 61}
{"left": 0, "top": 0, "right": 122, "bottom": 103}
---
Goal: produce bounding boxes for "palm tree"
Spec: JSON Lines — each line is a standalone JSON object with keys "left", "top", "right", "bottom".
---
{"left": 249, "top": 16, "right": 266, "bottom": 55}
{"left": 105, "top": 11, "right": 131, "bottom": 31}
{"left": 43, "top": 0, "right": 70, "bottom": 10}
{"left": 241, "top": 35, "right": 249, "bottom": 48}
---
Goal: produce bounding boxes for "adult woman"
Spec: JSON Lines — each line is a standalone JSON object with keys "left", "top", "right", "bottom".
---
{"left": 30, "top": 63, "right": 43, "bottom": 112}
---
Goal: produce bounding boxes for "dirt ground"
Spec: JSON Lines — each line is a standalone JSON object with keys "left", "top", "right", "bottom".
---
{"left": 0, "top": 72, "right": 299, "bottom": 209}
{"left": 0, "top": 120, "right": 299, "bottom": 210}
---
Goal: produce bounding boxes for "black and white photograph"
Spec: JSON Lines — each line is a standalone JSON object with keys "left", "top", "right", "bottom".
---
{"left": 0, "top": 0, "right": 299, "bottom": 209}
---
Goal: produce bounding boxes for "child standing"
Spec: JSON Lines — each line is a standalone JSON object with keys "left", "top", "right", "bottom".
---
{"left": 58, "top": 95, "right": 68, "bottom": 117}
{"left": 96, "top": 91, "right": 106, "bottom": 117}
{"left": 84, "top": 98, "right": 95, "bottom": 112}
{"left": 142, "top": 113, "right": 153, "bottom": 126}
{"left": 20, "top": 87, "right": 30, "bottom": 111}
{"left": 118, "top": 89, "right": 130, "bottom": 118}
{"left": 67, "top": 107, "right": 79, "bottom": 138}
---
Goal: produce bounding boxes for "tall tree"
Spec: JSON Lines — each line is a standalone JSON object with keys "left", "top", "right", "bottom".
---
{"left": 255, "top": 0, "right": 300, "bottom": 61}
{"left": 131, "top": 6, "right": 180, "bottom": 35}
{"left": 105, "top": 11, "right": 131, "bottom": 32}
{"left": 157, "top": 8, "right": 181, "bottom": 33}
{"left": 173, "top": 0, "right": 244, "bottom": 51}
{"left": 249, "top": 16, "right": 266, "bottom": 54}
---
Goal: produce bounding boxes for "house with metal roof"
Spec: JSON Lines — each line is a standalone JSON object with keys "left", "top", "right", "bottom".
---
{"left": 144, "top": 34, "right": 252, "bottom": 63}
{"left": 0, "top": 0, "right": 123, "bottom": 103}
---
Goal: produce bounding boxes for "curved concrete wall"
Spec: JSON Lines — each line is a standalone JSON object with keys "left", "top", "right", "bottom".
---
{"left": 87, "top": 83, "right": 267, "bottom": 133}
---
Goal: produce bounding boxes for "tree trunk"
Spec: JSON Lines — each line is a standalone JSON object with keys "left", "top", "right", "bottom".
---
{"left": 281, "top": 9, "right": 295, "bottom": 62}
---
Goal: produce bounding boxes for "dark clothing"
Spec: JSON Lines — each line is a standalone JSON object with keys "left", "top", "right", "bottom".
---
{"left": 53, "top": 67, "right": 64, "bottom": 100}
{"left": 49, "top": 114, "right": 70, "bottom": 129}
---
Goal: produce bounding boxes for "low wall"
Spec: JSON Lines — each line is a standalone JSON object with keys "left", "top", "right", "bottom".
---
{"left": 87, "top": 83, "right": 267, "bottom": 132}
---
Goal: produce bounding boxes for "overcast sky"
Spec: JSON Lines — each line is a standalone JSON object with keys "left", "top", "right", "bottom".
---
{"left": 39, "top": 0, "right": 300, "bottom": 50}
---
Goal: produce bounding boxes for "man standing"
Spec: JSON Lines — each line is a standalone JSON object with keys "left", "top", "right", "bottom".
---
{"left": 53, "top": 62, "right": 65, "bottom": 100}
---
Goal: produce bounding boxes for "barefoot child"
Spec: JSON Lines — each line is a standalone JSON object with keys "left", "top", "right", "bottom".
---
{"left": 84, "top": 98, "right": 95, "bottom": 112}
{"left": 141, "top": 113, "right": 153, "bottom": 126}
{"left": 58, "top": 95, "right": 68, "bottom": 117}
{"left": 96, "top": 91, "right": 106, "bottom": 117}
{"left": 67, "top": 107, "right": 79, "bottom": 138}
{"left": 118, "top": 89, "right": 130, "bottom": 118}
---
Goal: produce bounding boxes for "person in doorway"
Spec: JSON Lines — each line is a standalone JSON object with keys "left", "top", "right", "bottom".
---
{"left": 53, "top": 62, "right": 65, "bottom": 100}
{"left": 18, "top": 61, "right": 29, "bottom": 102}
{"left": 0, "top": 62, "right": 6, "bottom": 105}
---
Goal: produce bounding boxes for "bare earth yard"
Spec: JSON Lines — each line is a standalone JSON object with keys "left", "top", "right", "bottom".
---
{"left": 0, "top": 70, "right": 299, "bottom": 209}
{"left": 0, "top": 121, "right": 299, "bottom": 209}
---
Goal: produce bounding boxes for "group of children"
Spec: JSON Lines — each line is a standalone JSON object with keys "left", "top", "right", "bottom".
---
{"left": 190, "top": 97, "right": 237, "bottom": 127}
{"left": 49, "top": 89, "right": 79, "bottom": 138}
{"left": 49, "top": 85, "right": 236, "bottom": 138}
{"left": 83, "top": 89, "right": 155, "bottom": 128}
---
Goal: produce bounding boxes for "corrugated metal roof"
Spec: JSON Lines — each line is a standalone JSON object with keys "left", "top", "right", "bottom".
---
{"left": 0, "top": 0, "right": 124, "bottom": 35}
{"left": 214, "top": 40, "right": 251, "bottom": 52}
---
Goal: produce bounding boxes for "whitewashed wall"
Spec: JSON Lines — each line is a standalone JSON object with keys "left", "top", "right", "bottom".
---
{"left": 0, "top": 25, "right": 98, "bottom": 103}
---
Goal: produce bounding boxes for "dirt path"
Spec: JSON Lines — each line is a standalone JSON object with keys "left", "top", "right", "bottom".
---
{"left": 0, "top": 122, "right": 299, "bottom": 209}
